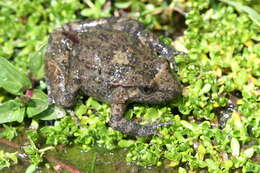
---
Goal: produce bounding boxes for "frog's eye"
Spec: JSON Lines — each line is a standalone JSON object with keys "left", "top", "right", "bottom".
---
{"left": 139, "top": 86, "right": 155, "bottom": 95}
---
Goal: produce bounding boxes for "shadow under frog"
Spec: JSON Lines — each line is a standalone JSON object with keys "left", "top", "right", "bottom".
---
{"left": 45, "top": 17, "right": 183, "bottom": 136}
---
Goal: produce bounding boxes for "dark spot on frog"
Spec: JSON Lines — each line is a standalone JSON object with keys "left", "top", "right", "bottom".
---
{"left": 45, "top": 17, "right": 184, "bottom": 136}
{"left": 139, "top": 86, "right": 156, "bottom": 95}
{"left": 62, "top": 31, "right": 80, "bottom": 44}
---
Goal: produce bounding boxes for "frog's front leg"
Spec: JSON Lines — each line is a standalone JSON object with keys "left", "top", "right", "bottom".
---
{"left": 109, "top": 103, "right": 171, "bottom": 136}
{"left": 45, "top": 31, "right": 80, "bottom": 108}
{"left": 45, "top": 58, "right": 79, "bottom": 108}
{"left": 152, "top": 42, "right": 184, "bottom": 60}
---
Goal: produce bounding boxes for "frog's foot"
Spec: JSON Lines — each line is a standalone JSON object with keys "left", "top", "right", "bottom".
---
{"left": 109, "top": 104, "right": 173, "bottom": 136}
{"left": 110, "top": 115, "right": 173, "bottom": 136}
{"left": 152, "top": 42, "right": 189, "bottom": 60}
{"left": 136, "top": 121, "right": 174, "bottom": 136}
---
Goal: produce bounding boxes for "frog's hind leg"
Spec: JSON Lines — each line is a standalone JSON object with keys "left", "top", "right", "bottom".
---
{"left": 109, "top": 103, "right": 171, "bottom": 136}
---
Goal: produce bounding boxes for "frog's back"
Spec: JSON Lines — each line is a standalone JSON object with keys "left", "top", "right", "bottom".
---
{"left": 79, "top": 30, "right": 158, "bottom": 83}
{"left": 77, "top": 29, "right": 162, "bottom": 102}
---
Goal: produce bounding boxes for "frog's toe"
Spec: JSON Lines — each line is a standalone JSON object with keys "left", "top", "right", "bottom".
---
{"left": 137, "top": 121, "right": 173, "bottom": 136}
{"left": 152, "top": 121, "right": 173, "bottom": 128}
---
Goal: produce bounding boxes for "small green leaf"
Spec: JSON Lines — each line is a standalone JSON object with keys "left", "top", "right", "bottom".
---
{"left": 200, "top": 83, "right": 211, "bottom": 94}
{"left": 0, "top": 100, "right": 25, "bottom": 124}
{"left": 143, "top": 107, "right": 159, "bottom": 121}
{"left": 0, "top": 124, "right": 17, "bottom": 141}
{"left": 25, "top": 164, "right": 37, "bottom": 173}
{"left": 197, "top": 144, "right": 206, "bottom": 160}
{"left": 232, "top": 112, "right": 243, "bottom": 129}
{"left": 206, "top": 159, "right": 219, "bottom": 170}
{"left": 118, "top": 139, "right": 135, "bottom": 148}
{"left": 223, "top": 160, "right": 233, "bottom": 170}
{"left": 178, "top": 167, "right": 187, "bottom": 173}
{"left": 29, "top": 46, "right": 46, "bottom": 80}
{"left": 86, "top": 97, "right": 102, "bottom": 110}
{"left": 0, "top": 150, "right": 18, "bottom": 169}
{"left": 244, "top": 148, "right": 254, "bottom": 158}
{"left": 231, "top": 137, "right": 240, "bottom": 156}
{"left": 0, "top": 57, "right": 32, "bottom": 95}
{"left": 181, "top": 120, "right": 194, "bottom": 130}
{"left": 115, "top": 1, "right": 131, "bottom": 8}
{"left": 26, "top": 89, "right": 49, "bottom": 118}
{"left": 75, "top": 104, "right": 87, "bottom": 117}
{"left": 23, "top": 144, "right": 42, "bottom": 166}
{"left": 35, "top": 105, "right": 66, "bottom": 120}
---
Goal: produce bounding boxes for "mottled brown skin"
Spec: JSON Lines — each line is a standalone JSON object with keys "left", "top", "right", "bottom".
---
{"left": 45, "top": 17, "right": 182, "bottom": 136}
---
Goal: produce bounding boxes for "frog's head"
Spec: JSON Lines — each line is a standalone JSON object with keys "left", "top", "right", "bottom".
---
{"left": 127, "top": 59, "right": 182, "bottom": 104}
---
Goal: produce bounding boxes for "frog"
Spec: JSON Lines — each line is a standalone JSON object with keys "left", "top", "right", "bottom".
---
{"left": 45, "top": 17, "right": 183, "bottom": 136}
